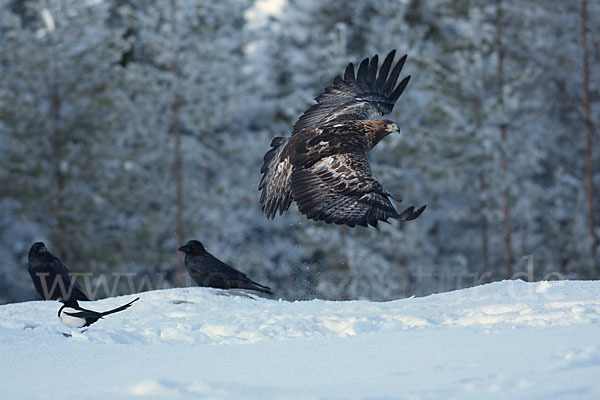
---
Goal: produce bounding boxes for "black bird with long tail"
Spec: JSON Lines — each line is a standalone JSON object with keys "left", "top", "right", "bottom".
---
{"left": 58, "top": 297, "right": 140, "bottom": 329}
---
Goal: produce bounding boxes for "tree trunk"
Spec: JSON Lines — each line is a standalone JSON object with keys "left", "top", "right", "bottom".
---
{"left": 171, "top": 0, "right": 184, "bottom": 287}
{"left": 500, "top": 126, "right": 512, "bottom": 279}
{"left": 579, "top": 0, "right": 597, "bottom": 278}
{"left": 51, "top": 84, "right": 64, "bottom": 259}
{"left": 475, "top": 99, "right": 490, "bottom": 279}
{"left": 479, "top": 173, "right": 490, "bottom": 279}
{"left": 496, "top": 0, "right": 512, "bottom": 278}
{"left": 481, "top": 212, "right": 490, "bottom": 278}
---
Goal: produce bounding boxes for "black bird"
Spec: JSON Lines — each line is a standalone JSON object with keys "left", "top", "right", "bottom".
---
{"left": 58, "top": 297, "right": 140, "bottom": 329}
{"left": 178, "top": 240, "right": 274, "bottom": 295}
{"left": 28, "top": 242, "right": 90, "bottom": 301}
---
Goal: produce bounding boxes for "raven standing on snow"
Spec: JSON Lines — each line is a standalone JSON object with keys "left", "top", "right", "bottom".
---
{"left": 178, "top": 240, "right": 273, "bottom": 295}
{"left": 58, "top": 297, "right": 139, "bottom": 328}
{"left": 28, "top": 242, "right": 90, "bottom": 301}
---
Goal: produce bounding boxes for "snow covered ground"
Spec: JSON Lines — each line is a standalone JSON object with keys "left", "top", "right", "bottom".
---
{"left": 1, "top": 280, "right": 599, "bottom": 399}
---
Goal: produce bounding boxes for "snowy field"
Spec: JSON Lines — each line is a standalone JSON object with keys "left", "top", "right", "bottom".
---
{"left": 1, "top": 280, "right": 599, "bottom": 399}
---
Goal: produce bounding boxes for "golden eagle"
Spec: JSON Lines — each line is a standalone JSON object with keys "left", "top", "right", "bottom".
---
{"left": 259, "top": 50, "right": 425, "bottom": 228}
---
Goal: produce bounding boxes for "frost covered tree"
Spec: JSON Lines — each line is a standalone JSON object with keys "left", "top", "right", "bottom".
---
{"left": 578, "top": 0, "right": 598, "bottom": 278}
{"left": 512, "top": 0, "right": 600, "bottom": 278}
{"left": 110, "top": 0, "right": 281, "bottom": 288}
{"left": 0, "top": 0, "right": 136, "bottom": 287}
{"left": 1, "top": 0, "right": 597, "bottom": 303}
{"left": 260, "top": 0, "right": 598, "bottom": 295}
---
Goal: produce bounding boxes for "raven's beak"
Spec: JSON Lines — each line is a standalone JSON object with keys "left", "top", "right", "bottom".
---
{"left": 177, "top": 245, "right": 188, "bottom": 253}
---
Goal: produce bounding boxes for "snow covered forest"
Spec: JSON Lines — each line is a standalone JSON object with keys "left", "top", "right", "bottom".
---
{"left": 1, "top": 0, "right": 598, "bottom": 304}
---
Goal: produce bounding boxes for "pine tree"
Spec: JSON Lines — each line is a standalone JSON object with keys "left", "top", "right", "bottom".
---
{"left": 0, "top": 0, "right": 134, "bottom": 279}
{"left": 112, "top": 0, "right": 265, "bottom": 287}
{"left": 578, "top": 0, "right": 597, "bottom": 278}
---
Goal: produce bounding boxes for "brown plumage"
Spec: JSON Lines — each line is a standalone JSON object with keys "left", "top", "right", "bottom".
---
{"left": 259, "top": 50, "right": 425, "bottom": 228}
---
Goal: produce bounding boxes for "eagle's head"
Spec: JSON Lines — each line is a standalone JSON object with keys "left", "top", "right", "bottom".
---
{"left": 366, "top": 119, "right": 399, "bottom": 150}
{"left": 384, "top": 121, "right": 399, "bottom": 134}
{"left": 369, "top": 119, "right": 400, "bottom": 149}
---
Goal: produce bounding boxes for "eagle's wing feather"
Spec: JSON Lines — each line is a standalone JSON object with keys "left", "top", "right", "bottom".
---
{"left": 291, "top": 50, "right": 410, "bottom": 136}
{"left": 290, "top": 128, "right": 399, "bottom": 228}
{"left": 259, "top": 137, "right": 294, "bottom": 219}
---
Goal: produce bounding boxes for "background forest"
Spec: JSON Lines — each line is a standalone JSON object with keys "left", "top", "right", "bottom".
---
{"left": 0, "top": 0, "right": 598, "bottom": 303}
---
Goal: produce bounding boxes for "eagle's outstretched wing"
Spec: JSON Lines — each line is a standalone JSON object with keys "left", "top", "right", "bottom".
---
{"left": 290, "top": 124, "right": 425, "bottom": 228}
{"left": 259, "top": 50, "right": 425, "bottom": 227}
{"left": 291, "top": 50, "right": 410, "bottom": 136}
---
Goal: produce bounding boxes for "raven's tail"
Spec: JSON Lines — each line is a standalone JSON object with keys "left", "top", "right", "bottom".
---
{"left": 249, "top": 280, "right": 274, "bottom": 296}
{"left": 69, "top": 283, "right": 91, "bottom": 301}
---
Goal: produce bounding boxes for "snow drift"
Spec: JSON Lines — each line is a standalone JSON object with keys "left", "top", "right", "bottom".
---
{"left": 1, "top": 280, "right": 599, "bottom": 399}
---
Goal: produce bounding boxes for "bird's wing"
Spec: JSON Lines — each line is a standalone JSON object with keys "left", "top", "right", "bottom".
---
{"left": 259, "top": 136, "right": 294, "bottom": 219}
{"left": 63, "top": 308, "right": 102, "bottom": 320}
{"left": 189, "top": 254, "right": 249, "bottom": 280}
{"left": 290, "top": 125, "right": 421, "bottom": 228}
{"left": 48, "top": 259, "right": 90, "bottom": 301}
{"left": 188, "top": 255, "right": 273, "bottom": 294}
{"left": 292, "top": 50, "right": 410, "bottom": 136}
{"left": 205, "top": 260, "right": 273, "bottom": 295}
{"left": 28, "top": 264, "right": 59, "bottom": 299}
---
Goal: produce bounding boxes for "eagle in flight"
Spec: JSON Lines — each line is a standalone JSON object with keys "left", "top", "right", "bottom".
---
{"left": 259, "top": 50, "right": 425, "bottom": 228}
